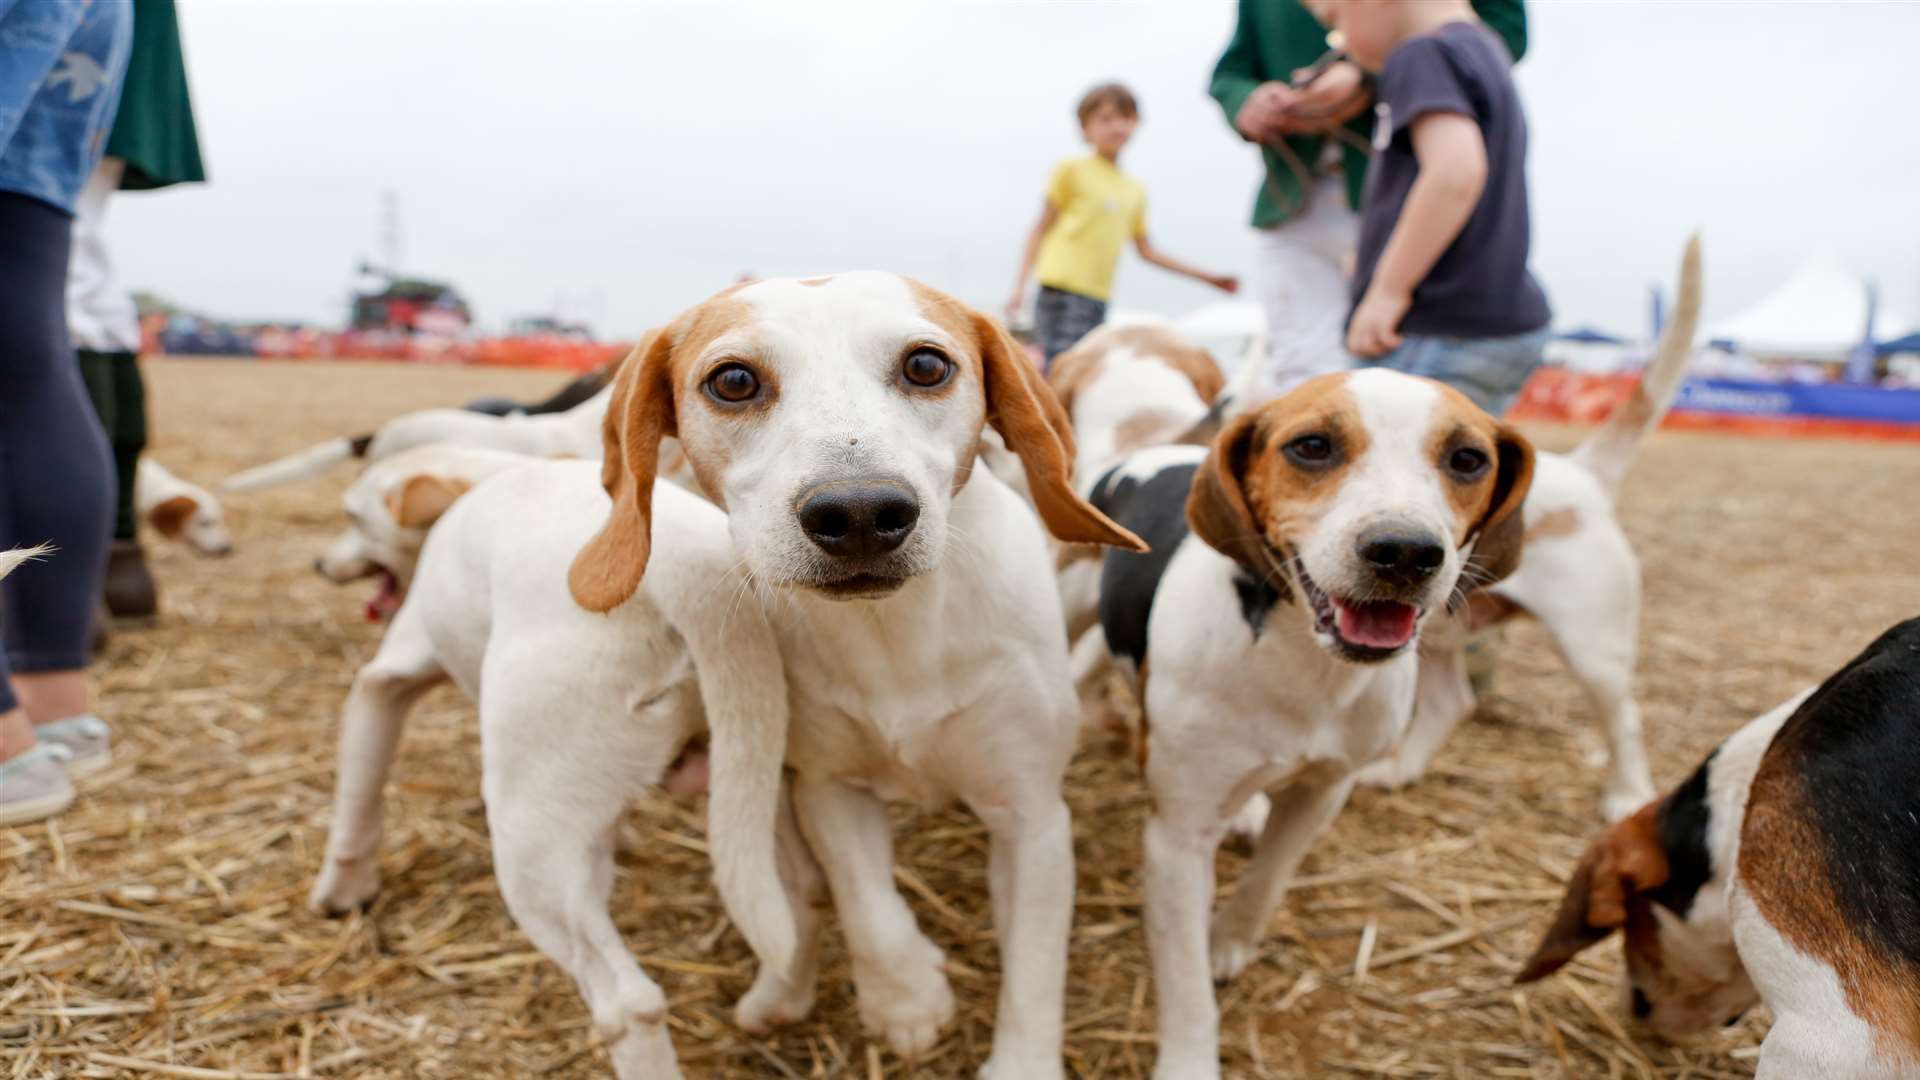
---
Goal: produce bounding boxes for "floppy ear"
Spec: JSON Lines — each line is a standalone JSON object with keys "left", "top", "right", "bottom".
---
{"left": 568, "top": 330, "right": 678, "bottom": 613}
{"left": 1517, "top": 804, "right": 1670, "bottom": 982}
{"left": 1185, "top": 411, "right": 1292, "bottom": 598}
{"left": 974, "top": 313, "right": 1145, "bottom": 552}
{"left": 149, "top": 495, "right": 198, "bottom": 540}
{"left": 1463, "top": 424, "right": 1536, "bottom": 588}
{"left": 385, "top": 474, "right": 471, "bottom": 529}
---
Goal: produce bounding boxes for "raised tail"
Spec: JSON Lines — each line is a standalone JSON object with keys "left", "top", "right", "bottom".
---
{"left": 1569, "top": 234, "right": 1704, "bottom": 498}
{"left": 219, "top": 434, "right": 368, "bottom": 493}
{"left": 678, "top": 574, "right": 798, "bottom": 973}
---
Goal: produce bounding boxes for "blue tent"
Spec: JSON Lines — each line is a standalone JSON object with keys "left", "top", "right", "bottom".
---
{"left": 1556, "top": 326, "right": 1627, "bottom": 345}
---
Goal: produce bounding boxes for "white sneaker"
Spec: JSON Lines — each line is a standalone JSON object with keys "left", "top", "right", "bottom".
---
{"left": 0, "top": 743, "right": 76, "bottom": 826}
{"left": 36, "top": 715, "right": 111, "bottom": 778}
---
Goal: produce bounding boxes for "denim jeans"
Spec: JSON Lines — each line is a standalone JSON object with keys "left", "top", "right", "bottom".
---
{"left": 1360, "top": 326, "right": 1551, "bottom": 415}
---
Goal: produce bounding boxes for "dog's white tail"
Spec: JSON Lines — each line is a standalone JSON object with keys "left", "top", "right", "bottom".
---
{"left": 0, "top": 544, "right": 52, "bottom": 581}
{"left": 1569, "top": 234, "right": 1704, "bottom": 498}
{"left": 679, "top": 585, "right": 798, "bottom": 972}
{"left": 220, "top": 435, "right": 363, "bottom": 493}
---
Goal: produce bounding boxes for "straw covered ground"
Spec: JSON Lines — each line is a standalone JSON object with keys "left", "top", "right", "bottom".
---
{"left": 5, "top": 357, "right": 1917, "bottom": 1079}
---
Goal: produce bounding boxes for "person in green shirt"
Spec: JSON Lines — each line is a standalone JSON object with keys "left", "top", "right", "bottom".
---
{"left": 1209, "top": 0, "right": 1526, "bottom": 398}
{"left": 70, "top": 0, "right": 207, "bottom": 621}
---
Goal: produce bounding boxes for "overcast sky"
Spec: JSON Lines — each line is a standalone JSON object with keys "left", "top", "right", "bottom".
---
{"left": 108, "top": 1, "right": 1920, "bottom": 340}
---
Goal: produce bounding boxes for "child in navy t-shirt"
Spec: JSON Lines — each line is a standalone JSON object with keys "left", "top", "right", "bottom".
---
{"left": 1314, "top": 0, "right": 1551, "bottom": 413}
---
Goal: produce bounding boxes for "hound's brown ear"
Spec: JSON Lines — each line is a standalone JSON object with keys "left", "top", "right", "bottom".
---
{"left": 1517, "top": 803, "right": 1669, "bottom": 982}
{"left": 568, "top": 329, "right": 678, "bottom": 613}
{"left": 1185, "top": 411, "right": 1289, "bottom": 597}
{"left": 385, "top": 475, "right": 471, "bottom": 529}
{"left": 975, "top": 313, "right": 1145, "bottom": 552}
{"left": 1464, "top": 424, "right": 1536, "bottom": 588}
{"left": 149, "top": 496, "right": 198, "bottom": 540}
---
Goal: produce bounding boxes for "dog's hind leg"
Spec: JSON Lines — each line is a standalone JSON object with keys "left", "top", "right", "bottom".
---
{"left": 309, "top": 603, "right": 445, "bottom": 915}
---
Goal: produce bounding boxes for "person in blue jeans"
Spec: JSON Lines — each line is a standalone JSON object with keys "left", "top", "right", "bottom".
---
{"left": 0, "top": 0, "right": 133, "bottom": 825}
{"left": 1323, "top": 0, "right": 1551, "bottom": 415}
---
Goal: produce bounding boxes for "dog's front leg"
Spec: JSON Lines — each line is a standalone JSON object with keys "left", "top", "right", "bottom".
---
{"left": 790, "top": 774, "right": 955, "bottom": 1061}
{"left": 736, "top": 783, "right": 826, "bottom": 1033}
{"left": 1142, "top": 800, "right": 1232, "bottom": 1080}
{"left": 1208, "top": 774, "right": 1353, "bottom": 981}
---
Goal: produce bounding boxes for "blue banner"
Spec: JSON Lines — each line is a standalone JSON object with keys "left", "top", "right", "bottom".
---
{"left": 1675, "top": 379, "right": 1920, "bottom": 424}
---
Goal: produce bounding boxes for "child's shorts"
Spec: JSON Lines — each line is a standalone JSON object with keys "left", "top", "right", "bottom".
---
{"left": 1034, "top": 285, "right": 1107, "bottom": 369}
{"left": 1359, "top": 327, "right": 1551, "bottom": 416}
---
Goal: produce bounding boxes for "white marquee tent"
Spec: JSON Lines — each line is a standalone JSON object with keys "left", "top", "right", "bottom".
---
{"left": 1707, "top": 250, "right": 1914, "bottom": 362}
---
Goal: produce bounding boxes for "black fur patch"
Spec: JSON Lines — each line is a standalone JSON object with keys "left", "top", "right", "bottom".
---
{"left": 1232, "top": 571, "right": 1283, "bottom": 640}
{"left": 1769, "top": 615, "right": 1920, "bottom": 969}
{"left": 525, "top": 367, "right": 612, "bottom": 415}
{"left": 1648, "top": 748, "right": 1716, "bottom": 917}
{"left": 1092, "top": 462, "right": 1198, "bottom": 669}
{"left": 347, "top": 432, "right": 375, "bottom": 457}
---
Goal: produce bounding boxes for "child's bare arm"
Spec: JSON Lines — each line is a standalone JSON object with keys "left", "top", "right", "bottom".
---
{"left": 1347, "top": 112, "right": 1487, "bottom": 357}
{"left": 1134, "top": 235, "right": 1239, "bottom": 295}
{"left": 1006, "top": 202, "right": 1059, "bottom": 320}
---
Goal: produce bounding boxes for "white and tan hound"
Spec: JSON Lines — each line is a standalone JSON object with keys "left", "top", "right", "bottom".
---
{"left": 1520, "top": 615, "right": 1920, "bottom": 1079}
{"left": 136, "top": 457, "right": 234, "bottom": 556}
{"left": 1081, "top": 367, "right": 1535, "bottom": 1078}
{"left": 312, "top": 273, "right": 1141, "bottom": 1078}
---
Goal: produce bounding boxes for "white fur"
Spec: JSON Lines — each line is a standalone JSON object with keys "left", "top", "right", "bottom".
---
{"left": 308, "top": 464, "right": 802, "bottom": 1080}
{"left": 136, "top": 457, "right": 234, "bottom": 556}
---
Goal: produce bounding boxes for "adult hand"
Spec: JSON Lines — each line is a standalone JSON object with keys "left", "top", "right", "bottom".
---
{"left": 1281, "top": 60, "right": 1370, "bottom": 130}
{"left": 1208, "top": 274, "right": 1241, "bottom": 295}
{"left": 1234, "top": 81, "right": 1297, "bottom": 142}
{"left": 1346, "top": 285, "right": 1409, "bottom": 358}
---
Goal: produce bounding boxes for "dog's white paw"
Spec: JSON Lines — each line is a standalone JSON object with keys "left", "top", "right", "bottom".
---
{"left": 853, "top": 945, "right": 955, "bottom": 1059}
{"left": 307, "top": 855, "right": 381, "bottom": 915}
{"left": 1227, "top": 792, "right": 1270, "bottom": 842}
{"left": 603, "top": 1011, "right": 683, "bottom": 1080}
{"left": 1152, "top": 1054, "right": 1222, "bottom": 1080}
{"left": 1208, "top": 929, "right": 1259, "bottom": 984}
{"left": 735, "top": 967, "right": 815, "bottom": 1033}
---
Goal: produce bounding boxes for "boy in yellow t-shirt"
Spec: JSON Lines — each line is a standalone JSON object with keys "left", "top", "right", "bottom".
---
{"left": 1009, "top": 83, "right": 1239, "bottom": 368}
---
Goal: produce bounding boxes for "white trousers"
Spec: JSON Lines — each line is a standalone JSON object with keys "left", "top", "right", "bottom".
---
{"left": 1252, "top": 173, "right": 1357, "bottom": 402}
{"left": 67, "top": 157, "right": 143, "bottom": 354}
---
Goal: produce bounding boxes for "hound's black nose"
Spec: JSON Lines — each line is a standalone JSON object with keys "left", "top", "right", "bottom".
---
{"left": 798, "top": 481, "right": 920, "bottom": 558}
{"left": 1356, "top": 528, "right": 1446, "bottom": 588}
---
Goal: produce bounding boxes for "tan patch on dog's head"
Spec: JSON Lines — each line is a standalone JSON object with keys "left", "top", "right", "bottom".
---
{"left": 384, "top": 474, "right": 472, "bottom": 529}
{"left": 148, "top": 495, "right": 199, "bottom": 540}
{"left": 1188, "top": 375, "right": 1362, "bottom": 581}
{"left": 1743, "top": 739, "right": 1920, "bottom": 1061}
{"left": 1112, "top": 412, "right": 1186, "bottom": 456}
{"left": 1420, "top": 381, "right": 1536, "bottom": 589}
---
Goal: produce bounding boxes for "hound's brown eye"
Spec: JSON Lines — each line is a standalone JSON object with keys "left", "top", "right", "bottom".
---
{"left": 706, "top": 364, "right": 760, "bottom": 403}
{"left": 1448, "top": 447, "right": 1489, "bottom": 477}
{"left": 902, "top": 348, "right": 953, "bottom": 388}
{"left": 1285, "top": 434, "right": 1334, "bottom": 465}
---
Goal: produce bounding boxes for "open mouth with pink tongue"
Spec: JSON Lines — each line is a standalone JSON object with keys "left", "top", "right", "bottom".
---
{"left": 364, "top": 570, "right": 402, "bottom": 622}
{"left": 1298, "top": 566, "right": 1421, "bottom": 661}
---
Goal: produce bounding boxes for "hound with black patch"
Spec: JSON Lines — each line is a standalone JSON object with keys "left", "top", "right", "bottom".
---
{"left": 1084, "top": 368, "right": 1536, "bottom": 1078}
{"left": 1519, "top": 616, "right": 1920, "bottom": 1079}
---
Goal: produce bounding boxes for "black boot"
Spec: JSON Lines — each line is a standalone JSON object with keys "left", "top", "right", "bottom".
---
{"left": 102, "top": 540, "right": 158, "bottom": 620}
